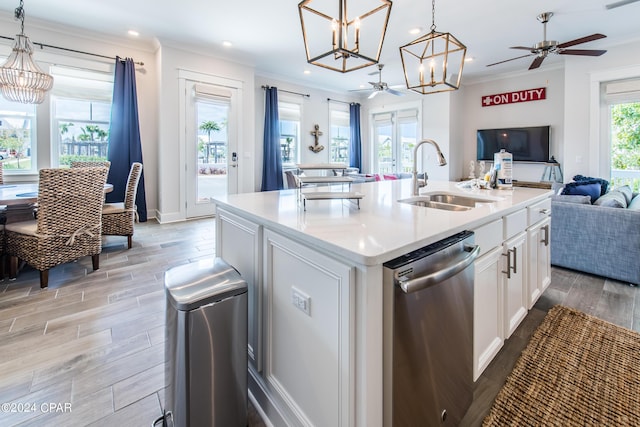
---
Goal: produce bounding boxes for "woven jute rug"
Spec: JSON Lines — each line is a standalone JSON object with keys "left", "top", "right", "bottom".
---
{"left": 483, "top": 305, "right": 640, "bottom": 426}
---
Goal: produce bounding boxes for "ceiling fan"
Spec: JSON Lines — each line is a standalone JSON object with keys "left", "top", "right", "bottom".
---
{"left": 355, "top": 64, "right": 404, "bottom": 99}
{"left": 487, "top": 12, "right": 607, "bottom": 70}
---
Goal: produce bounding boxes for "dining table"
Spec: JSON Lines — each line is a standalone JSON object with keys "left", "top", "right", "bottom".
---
{"left": 0, "top": 183, "right": 114, "bottom": 223}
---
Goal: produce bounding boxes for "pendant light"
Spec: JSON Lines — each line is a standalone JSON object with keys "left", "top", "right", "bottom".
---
{"left": 298, "top": 0, "right": 392, "bottom": 73}
{"left": 0, "top": 0, "right": 54, "bottom": 104}
{"left": 399, "top": 0, "right": 466, "bottom": 95}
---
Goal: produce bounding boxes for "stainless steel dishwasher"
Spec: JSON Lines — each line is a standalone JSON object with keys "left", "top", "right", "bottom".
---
{"left": 383, "top": 230, "right": 479, "bottom": 426}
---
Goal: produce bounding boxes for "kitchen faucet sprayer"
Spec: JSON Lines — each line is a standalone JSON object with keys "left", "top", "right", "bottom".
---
{"left": 412, "top": 139, "right": 447, "bottom": 196}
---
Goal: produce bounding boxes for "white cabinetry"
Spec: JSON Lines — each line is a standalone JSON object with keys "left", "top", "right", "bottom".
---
{"left": 216, "top": 209, "right": 262, "bottom": 370}
{"left": 502, "top": 231, "right": 527, "bottom": 338}
{"left": 473, "top": 198, "right": 551, "bottom": 380}
{"left": 527, "top": 198, "right": 552, "bottom": 308}
{"left": 263, "top": 230, "right": 354, "bottom": 427}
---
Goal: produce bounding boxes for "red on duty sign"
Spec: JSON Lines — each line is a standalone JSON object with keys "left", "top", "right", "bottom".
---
{"left": 481, "top": 87, "right": 546, "bottom": 107}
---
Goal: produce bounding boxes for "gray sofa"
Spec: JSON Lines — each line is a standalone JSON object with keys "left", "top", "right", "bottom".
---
{"left": 550, "top": 193, "right": 640, "bottom": 285}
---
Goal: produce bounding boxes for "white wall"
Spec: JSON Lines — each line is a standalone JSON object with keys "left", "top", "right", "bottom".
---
{"left": 458, "top": 67, "right": 565, "bottom": 182}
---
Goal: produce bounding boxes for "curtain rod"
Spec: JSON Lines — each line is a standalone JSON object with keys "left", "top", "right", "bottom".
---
{"left": 327, "top": 97, "right": 358, "bottom": 105}
{"left": 0, "top": 35, "right": 144, "bottom": 66}
{"left": 261, "top": 85, "right": 310, "bottom": 98}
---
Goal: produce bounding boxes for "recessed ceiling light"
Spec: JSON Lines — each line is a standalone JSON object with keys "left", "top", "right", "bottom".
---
{"left": 128, "top": 30, "right": 139, "bottom": 37}
{"left": 222, "top": 40, "right": 232, "bottom": 47}
{"left": 464, "top": 57, "right": 474, "bottom": 62}
{"left": 409, "top": 27, "right": 421, "bottom": 35}
{"left": 303, "top": 70, "right": 311, "bottom": 75}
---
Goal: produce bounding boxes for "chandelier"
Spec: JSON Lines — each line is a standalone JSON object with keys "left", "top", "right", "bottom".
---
{"left": 298, "top": 0, "right": 392, "bottom": 73}
{"left": 399, "top": 0, "right": 466, "bottom": 95}
{"left": 0, "top": 0, "right": 54, "bottom": 104}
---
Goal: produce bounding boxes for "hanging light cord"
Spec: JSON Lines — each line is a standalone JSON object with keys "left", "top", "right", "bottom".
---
{"left": 15, "top": 0, "right": 25, "bottom": 36}
{"left": 430, "top": 0, "right": 437, "bottom": 32}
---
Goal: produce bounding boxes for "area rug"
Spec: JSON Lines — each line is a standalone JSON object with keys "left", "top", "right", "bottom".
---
{"left": 483, "top": 305, "right": 640, "bottom": 426}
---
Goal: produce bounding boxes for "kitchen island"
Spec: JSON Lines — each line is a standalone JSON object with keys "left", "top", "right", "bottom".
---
{"left": 214, "top": 179, "right": 553, "bottom": 427}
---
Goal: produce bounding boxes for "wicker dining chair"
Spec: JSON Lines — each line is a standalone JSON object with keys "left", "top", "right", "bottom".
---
{"left": 70, "top": 160, "right": 111, "bottom": 170}
{"left": 102, "top": 162, "right": 143, "bottom": 249}
{"left": 5, "top": 167, "right": 109, "bottom": 288}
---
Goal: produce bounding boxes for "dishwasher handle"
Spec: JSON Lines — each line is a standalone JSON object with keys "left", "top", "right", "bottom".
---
{"left": 398, "top": 244, "right": 480, "bottom": 293}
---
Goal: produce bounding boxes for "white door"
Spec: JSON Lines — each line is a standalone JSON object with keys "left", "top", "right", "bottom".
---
{"left": 372, "top": 109, "right": 418, "bottom": 174}
{"left": 185, "top": 81, "right": 239, "bottom": 218}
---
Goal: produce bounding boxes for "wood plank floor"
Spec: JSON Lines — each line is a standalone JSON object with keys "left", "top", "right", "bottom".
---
{"left": 0, "top": 217, "right": 637, "bottom": 426}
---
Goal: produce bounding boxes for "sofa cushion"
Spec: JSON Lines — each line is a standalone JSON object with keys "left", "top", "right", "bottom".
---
{"left": 629, "top": 194, "right": 640, "bottom": 210}
{"left": 616, "top": 185, "right": 633, "bottom": 205}
{"left": 561, "top": 181, "right": 601, "bottom": 203}
{"left": 594, "top": 190, "right": 628, "bottom": 208}
{"left": 551, "top": 194, "right": 591, "bottom": 204}
{"left": 573, "top": 175, "right": 609, "bottom": 195}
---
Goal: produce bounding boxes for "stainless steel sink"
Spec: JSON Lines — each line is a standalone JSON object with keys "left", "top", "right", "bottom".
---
{"left": 403, "top": 200, "right": 472, "bottom": 211}
{"left": 398, "top": 193, "right": 497, "bottom": 211}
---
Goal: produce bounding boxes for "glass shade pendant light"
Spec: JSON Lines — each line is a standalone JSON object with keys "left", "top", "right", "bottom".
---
{"left": 399, "top": 0, "right": 466, "bottom": 95}
{"left": 0, "top": 0, "right": 54, "bottom": 104}
{"left": 298, "top": 0, "right": 392, "bottom": 73}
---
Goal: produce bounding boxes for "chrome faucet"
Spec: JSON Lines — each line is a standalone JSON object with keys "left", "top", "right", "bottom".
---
{"left": 412, "top": 139, "right": 447, "bottom": 196}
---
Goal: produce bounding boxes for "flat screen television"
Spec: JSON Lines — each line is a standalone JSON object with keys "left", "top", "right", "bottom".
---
{"left": 476, "top": 125, "right": 551, "bottom": 163}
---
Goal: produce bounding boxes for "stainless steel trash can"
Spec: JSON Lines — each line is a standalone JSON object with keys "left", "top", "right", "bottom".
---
{"left": 160, "top": 257, "right": 247, "bottom": 427}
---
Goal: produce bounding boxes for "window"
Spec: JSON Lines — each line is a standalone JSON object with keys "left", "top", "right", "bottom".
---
{"left": 372, "top": 108, "right": 419, "bottom": 174}
{"left": 330, "top": 108, "right": 350, "bottom": 163}
{"left": 0, "top": 97, "right": 36, "bottom": 174}
{"left": 602, "top": 78, "right": 640, "bottom": 191}
{"left": 50, "top": 66, "right": 113, "bottom": 167}
{"left": 278, "top": 101, "right": 301, "bottom": 166}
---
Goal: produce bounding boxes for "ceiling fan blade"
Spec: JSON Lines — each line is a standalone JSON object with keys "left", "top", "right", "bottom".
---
{"left": 368, "top": 91, "right": 379, "bottom": 99}
{"left": 368, "top": 70, "right": 381, "bottom": 76}
{"left": 606, "top": 0, "right": 640, "bottom": 9}
{"left": 559, "top": 49, "right": 607, "bottom": 56}
{"left": 486, "top": 53, "right": 534, "bottom": 67}
{"left": 510, "top": 46, "right": 534, "bottom": 51}
{"left": 386, "top": 88, "right": 404, "bottom": 97}
{"left": 529, "top": 56, "right": 545, "bottom": 70}
{"left": 557, "top": 33, "right": 606, "bottom": 49}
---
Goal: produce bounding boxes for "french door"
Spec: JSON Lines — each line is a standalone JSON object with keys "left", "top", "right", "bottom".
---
{"left": 372, "top": 108, "right": 418, "bottom": 174}
{"left": 184, "top": 80, "right": 239, "bottom": 218}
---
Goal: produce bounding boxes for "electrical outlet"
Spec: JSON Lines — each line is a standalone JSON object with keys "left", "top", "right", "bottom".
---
{"left": 291, "top": 287, "right": 311, "bottom": 316}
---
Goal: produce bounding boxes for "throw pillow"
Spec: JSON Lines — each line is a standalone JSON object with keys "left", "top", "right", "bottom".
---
{"left": 561, "top": 181, "right": 601, "bottom": 203}
{"left": 572, "top": 175, "right": 609, "bottom": 195}
{"left": 383, "top": 174, "right": 398, "bottom": 180}
{"left": 551, "top": 194, "right": 591, "bottom": 204}
{"left": 615, "top": 185, "right": 633, "bottom": 205}
{"left": 628, "top": 194, "right": 640, "bottom": 210}
{"left": 594, "top": 190, "right": 627, "bottom": 208}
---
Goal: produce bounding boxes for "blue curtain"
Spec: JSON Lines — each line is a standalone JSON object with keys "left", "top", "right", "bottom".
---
{"left": 349, "top": 103, "right": 362, "bottom": 172}
{"left": 107, "top": 57, "right": 147, "bottom": 221}
{"left": 261, "top": 86, "right": 283, "bottom": 191}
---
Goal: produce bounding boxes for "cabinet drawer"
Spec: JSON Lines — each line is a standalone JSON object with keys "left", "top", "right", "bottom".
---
{"left": 504, "top": 209, "right": 527, "bottom": 239}
{"left": 474, "top": 218, "right": 503, "bottom": 257}
{"left": 527, "top": 198, "right": 551, "bottom": 226}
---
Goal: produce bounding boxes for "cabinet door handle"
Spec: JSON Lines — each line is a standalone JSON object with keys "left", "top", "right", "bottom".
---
{"left": 539, "top": 208, "right": 550, "bottom": 215}
{"left": 541, "top": 224, "right": 550, "bottom": 246}
{"left": 502, "top": 247, "right": 515, "bottom": 279}
{"left": 512, "top": 246, "right": 517, "bottom": 274}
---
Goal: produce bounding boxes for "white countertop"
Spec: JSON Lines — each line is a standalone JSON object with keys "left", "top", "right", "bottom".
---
{"left": 214, "top": 180, "right": 553, "bottom": 266}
